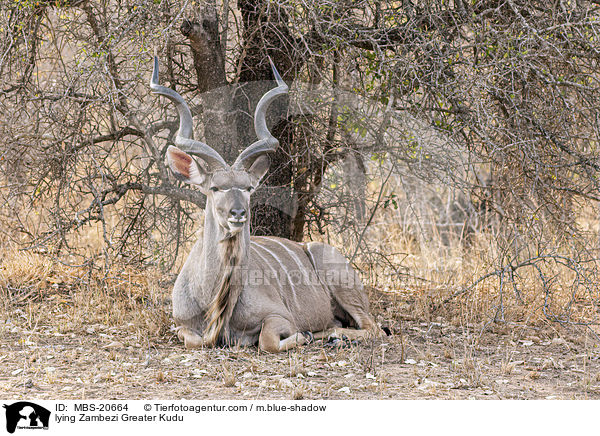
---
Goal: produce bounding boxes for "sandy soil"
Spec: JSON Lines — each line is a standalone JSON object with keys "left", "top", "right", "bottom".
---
{"left": 1, "top": 290, "right": 599, "bottom": 400}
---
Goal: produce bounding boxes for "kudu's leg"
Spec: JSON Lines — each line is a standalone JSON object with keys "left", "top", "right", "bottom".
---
{"left": 176, "top": 325, "right": 206, "bottom": 349}
{"left": 174, "top": 312, "right": 207, "bottom": 349}
{"left": 311, "top": 327, "right": 374, "bottom": 341}
{"left": 304, "top": 243, "right": 381, "bottom": 338}
{"left": 172, "top": 275, "right": 208, "bottom": 348}
{"left": 258, "top": 316, "right": 309, "bottom": 353}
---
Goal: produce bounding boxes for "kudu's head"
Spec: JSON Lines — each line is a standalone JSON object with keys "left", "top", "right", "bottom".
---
{"left": 150, "top": 57, "right": 288, "bottom": 235}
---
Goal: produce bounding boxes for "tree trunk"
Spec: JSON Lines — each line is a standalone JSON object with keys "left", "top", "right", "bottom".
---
{"left": 236, "top": 0, "right": 301, "bottom": 239}
{"left": 184, "top": 0, "right": 303, "bottom": 240}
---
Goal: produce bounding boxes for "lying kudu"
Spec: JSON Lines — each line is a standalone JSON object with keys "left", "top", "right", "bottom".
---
{"left": 150, "top": 57, "right": 381, "bottom": 352}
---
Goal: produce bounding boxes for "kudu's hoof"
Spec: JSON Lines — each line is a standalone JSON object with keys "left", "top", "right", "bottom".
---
{"left": 177, "top": 328, "right": 205, "bottom": 349}
{"left": 301, "top": 331, "right": 314, "bottom": 344}
{"left": 325, "top": 334, "right": 357, "bottom": 348}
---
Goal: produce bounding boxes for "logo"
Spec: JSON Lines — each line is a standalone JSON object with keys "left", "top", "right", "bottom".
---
{"left": 3, "top": 402, "right": 50, "bottom": 434}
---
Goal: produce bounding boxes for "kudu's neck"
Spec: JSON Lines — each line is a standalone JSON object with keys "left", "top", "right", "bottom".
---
{"left": 201, "top": 196, "right": 250, "bottom": 269}
{"left": 200, "top": 196, "right": 249, "bottom": 345}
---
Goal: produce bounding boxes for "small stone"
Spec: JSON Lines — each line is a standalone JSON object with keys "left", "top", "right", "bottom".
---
{"left": 192, "top": 369, "right": 207, "bottom": 378}
{"left": 337, "top": 386, "right": 350, "bottom": 394}
{"left": 417, "top": 379, "right": 440, "bottom": 391}
{"left": 278, "top": 378, "right": 294, "bottom": 390}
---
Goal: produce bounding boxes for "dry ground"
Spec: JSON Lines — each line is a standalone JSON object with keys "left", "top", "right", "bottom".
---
{"left": 1, "top": 285, "right": 600, "bottom": 400}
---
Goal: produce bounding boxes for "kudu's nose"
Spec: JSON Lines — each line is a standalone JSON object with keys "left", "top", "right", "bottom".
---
{"left": 229, "top": 208, "right": 247, "bottom": 220}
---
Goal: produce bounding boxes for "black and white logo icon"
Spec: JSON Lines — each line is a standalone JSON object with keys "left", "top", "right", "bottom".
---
{"left": 3, "top": 402, "right": 50, "bottom": 434}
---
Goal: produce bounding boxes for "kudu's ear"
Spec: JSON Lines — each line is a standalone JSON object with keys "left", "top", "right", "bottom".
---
{"left": 166, "top": 145, "right": 210, "bottom": 188}
{"left": 246, "top": 154, "right": 270, "bottom": 183}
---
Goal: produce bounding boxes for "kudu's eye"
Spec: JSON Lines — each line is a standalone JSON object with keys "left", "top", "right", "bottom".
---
{"left": 210, "top": 186, "right": 219, "bottom": 192}
{"left": 246, "top": 186, "right": 253, "bottom": 192}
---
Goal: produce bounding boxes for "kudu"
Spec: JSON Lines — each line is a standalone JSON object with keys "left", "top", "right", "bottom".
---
{"left": 150, "top": 56, "right": 380, "bottom": 352}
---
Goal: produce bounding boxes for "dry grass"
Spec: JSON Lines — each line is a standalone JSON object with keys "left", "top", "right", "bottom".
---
{"left": 0, "top": 244, "right": 172, "bottom": 342}
{"left": 335, "top": 189, "right": 600, "bottom": 328}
